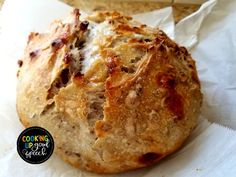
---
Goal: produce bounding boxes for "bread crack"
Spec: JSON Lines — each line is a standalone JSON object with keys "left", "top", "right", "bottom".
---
{"left": 46, "top": 68, "right": 71, "bottom": 100}
{"left": 40, "top": 102, "right": 55, "bottom": 115}
{"left": 87, "top": 91, "right": 105, "bottom": 129}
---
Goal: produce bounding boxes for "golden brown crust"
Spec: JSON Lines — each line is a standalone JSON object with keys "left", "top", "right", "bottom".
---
{"left": 16, "top": 9, "right": 202, "bottom": 173}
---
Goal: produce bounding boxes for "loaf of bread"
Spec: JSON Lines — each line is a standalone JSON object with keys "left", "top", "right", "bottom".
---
{"left": 16, "top": 9, "right": 202, "bottom": 173}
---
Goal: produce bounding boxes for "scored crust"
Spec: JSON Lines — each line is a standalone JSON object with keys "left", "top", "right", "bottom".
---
{"left": 16, "top": 9, "right": 202, "bottom": 173}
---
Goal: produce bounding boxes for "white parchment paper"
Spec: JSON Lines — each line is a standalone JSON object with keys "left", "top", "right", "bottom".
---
{"left": 0, "top": 0, "right": 236, "bottom": 176}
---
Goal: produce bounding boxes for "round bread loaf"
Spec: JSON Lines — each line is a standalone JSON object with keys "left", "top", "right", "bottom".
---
{"left": 16, "top": 9, "right": 202, "bottom": 173}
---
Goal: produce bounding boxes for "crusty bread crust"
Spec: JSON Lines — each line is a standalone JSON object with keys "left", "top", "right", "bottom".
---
{"left": 16, "top": 9, "right": 202, "bottom": 173}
